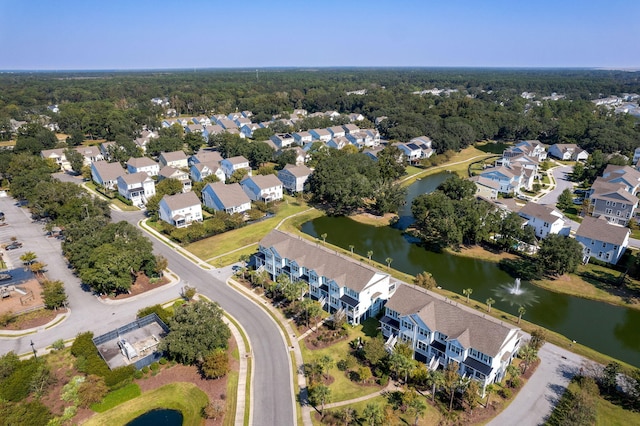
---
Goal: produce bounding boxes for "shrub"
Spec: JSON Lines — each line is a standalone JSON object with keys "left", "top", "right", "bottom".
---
{"left": 203, "top": 400, "right": 225, "bottom": 420}
{"left": 51, "top": 339, "right": 65, "bottom": 351}
{"left": 0, "top": 311, "right": 15, "bottom": 327}
{"left": 378, "top": 375, "right": 389, "bottom": 386}
{"left": 104, "top": 366, "right": 135, "bottom": 389}
{"left": 0, "top": 358, "right": 38, "bottom": 401}
{"left": 336, "top": 355, "right": 357, "bottom": 372}
{"left": 0, "top": 400, "right": 52, "bottom": 425}
{"left": 200, "top": 349, "right": 229, "bottom": 379}
{"left": 509, "top": 377, "right": 522, "bottom": 389}
{"left": 70, "top": 332, "right": 96, "bottom": 359}
{"left": 133, "top": 370, "right": 143, "bottom": 380}
{"left": 78, "top": 375, "right": 109, "bottom": 408}
{"left": 137, "top": 305, "right": 172, "bottom": 326}
{"left": 142, "top": 366, "right": 150, "bottom": 374}
{"left": 499, "top": 388, "right": 512, "bottom": 399}
{"left": 159, "top": 357, "right": 167, "bottom": 365}
{"left": 150, "top": 362, "right": 159, "bottom": 371}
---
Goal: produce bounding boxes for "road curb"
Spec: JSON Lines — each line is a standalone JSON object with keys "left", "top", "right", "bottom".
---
{"left": 0, "top": 308, "right": 70, "bottom": 338}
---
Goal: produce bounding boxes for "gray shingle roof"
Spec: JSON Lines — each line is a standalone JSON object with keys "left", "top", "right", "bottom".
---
{"left": 161, "top": 191, "right": 201, "bottom": 211}
{"left": 576, "top": 216, "right": 630, "bottom": 246}
{"left": 282, "top": 164, "right": 312, "bottom": 178}
{"left": 119, "top": 172, "right": 150, "bottom": 185}
{"left": 205, "top": 182, "right": 250, "bottom": 208}
{"left": 259, "top": 230, "right": 385, "bottom": 292}
{"left": 518, "top": 202, "right": 563, "bottom": 224}
{"left": 385, "top": 284, "right": 518, "bottom": 357}
{"left": 160, "top": 151, "right": 187, "bottom": 163}
{"left": 92, "top": 161, "right": 124, "bottom": 182}
{"left": 127, "top": 157, "right": 158, "bottom": 168}
{"left": 243, "top": 174, "right": 282, "bottom": 190}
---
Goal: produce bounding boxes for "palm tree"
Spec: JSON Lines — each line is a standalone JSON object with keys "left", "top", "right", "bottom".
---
{"left": 385, "top": 257, "right": 393, "bottom": 270}
{"left": 506, "top": 364, "right": 520, "bottom": 386}
{"left": 310, "top": 384, "right": 331, "bottom": 414}
{"left": 405, "top": 391, "right": 427, "bottom": 426}
{"left": 517, "top": 306, "right": 526, "bottom": 324}
{"left": 463, "top": 287, "right": 473, "bottom": 303}
{"left": 337, "top": 407, "right": 355, "bottom": 426}
{"left": 320, "top": 233, "right": 327, "bottom": 244}
{"left": 428, "top": 369, "right": 445, "bottom": 401}
{"left": 484, "top": 383, "right": 496, "bottom": 408}
{"left": 348, "top": 244, "right": 354, "bottom": 255}
{"left": 486, "top": 297, "right": 495, "bottom": 313}
{"left": 520, "top": 344, "right": 537, "bottom": 374}
{"left": 20, "top": 251, "right": 37, "bottom": 265}
{"left": 362, "top": 403, "right": 384, "bottom": 426}
{"left": 367, "top": 250, "right": 373, "bottom": 262}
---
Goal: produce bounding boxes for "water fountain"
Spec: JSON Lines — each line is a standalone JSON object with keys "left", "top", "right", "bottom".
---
{"left": 493, "top": 278, "right": 539, "bottom": 307}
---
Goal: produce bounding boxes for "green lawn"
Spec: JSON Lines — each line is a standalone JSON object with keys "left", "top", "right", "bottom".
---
{"left": 301, "top": 318, "right": 383, "bottom": 403}
{"left": 185, "top": 195, "right": 310, "bottom": 261}
{"left": 84, "top": 382, "right": 208, "bottom": 426}
{"left": 595, "top": 395, "right": 640, "bottom": 426}
{"left": 91, "top": 383, "right": 141, "bottom": 413}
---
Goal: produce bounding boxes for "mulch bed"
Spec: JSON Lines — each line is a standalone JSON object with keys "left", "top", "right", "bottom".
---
{"left": 101, "top": 273, "right": 170, "bottom": 300}
{"left": 303, "top": 327, "right": 349, "bottom": 351}
{"left": 1, "top": 307, "right": 66, "bottom": 330}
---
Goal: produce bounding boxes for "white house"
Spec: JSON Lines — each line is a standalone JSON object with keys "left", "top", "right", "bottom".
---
{"left": 41, "top": 148, "right": 69, "bottom": 170}
{"left": 202, "top": 182, "right": 251, "bottom": 214}
{"left": 158, "top": 151, "right": 188, "bottom": 169}
{"left": 309, "top": 128, "right": 332, "bottom": 142}
{"left": 479, "top": 165, "right": 523, "bottom": 194}
{"left": 278, "top": 164, "right": 312, "bottom": 193}
{"left": 469, "top": 176, "right": 501, "bottom": 200}
{"left": 158, "top": 166, "right": 192, "bottom": 192}
{"left": 240, "top": 174, "right": 283, "bottom": 202}
{"left": 518, "top": 202, "right": 570, "bottom": 239}
{"left": 126, "top": 157, "right": 159, "bottom": 176}
{"left": 220, "top": 156, "right": 251, "bottom": 180}
{"left": 240, "top": 123, "right": 262, "bottom": 138}
{"left": 158, "top": 192, "right": 203, "bottom": 228}
{"left": 117, "top": 172, "right": 156, "bottom": 207}
{"left": 90, "top": 161, "right": 125, "bottom": 190}
{"left": 504, "top": 140, "right": 547, "bottom": 162}
{"left": 327, "top": 126, "right": 346, "bottom": 139}
{"left": 327, "top": 136, "right": 350, "bottom": 150}
{"left": 342, "top": 124, "right": 360, "bottom": 134}
{"left": 293, "top": 131, "right": 313, "bottom": 145}
{"left": 380, "top": 284, "right": 521, "bottom": 394}
{"left": 270, "top": 133, "right": 295, "bottom": 149}
{"left": 575, "top": 216, "right": 630, "bottom": 265}
{"left": 74, "top": 146, "right": 104, "bottom": 166}
{"left": 190, "top": 160, "right": 226, "bottom": 183}
{"left": 398, "top": 142, "right": 433, "bottom": 164}
{"left": 548, "top": 144, "right": 589, "bottom": 161}
{"left": 189, "top": 149, "right": 223, "bottom": 166}
{"left": 256, "top": 230, "right": 398, "bottom": 325}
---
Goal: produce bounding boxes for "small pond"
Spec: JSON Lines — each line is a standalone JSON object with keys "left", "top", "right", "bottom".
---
{"left": 126, "top": 409, "right": 183, "bottom": 426}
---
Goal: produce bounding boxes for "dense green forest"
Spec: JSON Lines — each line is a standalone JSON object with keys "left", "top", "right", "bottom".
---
{"left": 1, "top": 68, "right": 639, "bottom": 155}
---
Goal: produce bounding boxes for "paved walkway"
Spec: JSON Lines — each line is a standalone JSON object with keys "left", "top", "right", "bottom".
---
{"left": 296, "top": 319, "right": 327, "bottom": 341}
{"left": 222, "top": 313, "right": 252, "bottom": 426}
{"left": 323, "top": 380, "right": 396, "bottom": 409}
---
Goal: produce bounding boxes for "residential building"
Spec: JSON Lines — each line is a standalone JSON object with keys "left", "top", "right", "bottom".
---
{"left": 479, "top": 165, "right": 523, "bottom": 194}
{"left": 217, "top": 118, "right": 238, "bottom": 130}
{"left": 240, "top": 123, "right": 262, "bottom": 138}
{"left": 327, "top": 136, "right": 349, "bottom": 150}
{"left": 325, "top": 111, "right": 341, "bottom": 120}
{"left": 41, "top": 148, "right": 69, "bottom": 170}
{"left": 126, "top": 157, "right": 159, "bottom": 176}
{"left": 190, "top": 161, "right": 226, "bottom": 183}
{"left": 158, "top": 166, "right": 192, "bottom": 192}
{"left": 75, "top": 146, "right": 104, "bottom": 165}
{"left": 158, "top": 151, "right": 188, "bottom": 169}
{"left": 158, "top": 192, "right": 202, "bottom": 228}
{"left": 189, "top": 149, "right": 223, "bottom": 166}
{"left": 633, "top": 147, "right": 640, "bottom": 165}
{"left": 575, "top": 216, "right": 630, "bottom": 264}
{"left": 202, "top": 182, "right": 251, "bottom": 214}
{"left": 220, "top": 156, "right": 251, "bottom": 180}
{"left": 293, "top": 131, "right": 313, "bottom": 145}
{"left": 518, "top": 202, "right": 570, "bottom": 239}
{"left": 410, "top": 136, "right": 433, "bottom": 148}
{"left": 398, "top": 142, "right": 433, "bottom": 164}
{"left": 548, "top": 144, "right": 589, "bottom": 161}
{"left": 256, "top": 230, "right": 397, "bottom": 324}
{"left": 309, "top": 128, "right": 332, "bottom": 142}
{"left": 204, "top": 124, "right": 225, "bottom": 138}
{"left": 600, "top": 165, "right": 640, "bottom": 195}
{"left": 241, "top": 175, "right": 283, "bottom": 202}
{"left": 588, "top": 180, "right": 638, "bottom": 226}
{"left": 90, "top": 161, "right": 125, "bottom": 189}
{"left": 342, "top": 124, "right": 360, "bottom": 134}
{"left": 270, "top": 133, "right": 295, "bottom": 149}
{"left": 278, "top": 164, "right": 312, "bottom": 193}
{"left": 327, "top": 126, "right": 346, "bottom": 138}
{"left": 504, "top": 140, "right": 547, "bottom": 162}
{"left": 348, "top": 113, "right": 364, "bottom": 122}
{"left": 380, "top": 283, "right": 521, "bottom": 393}
{"left": 117, "top": 172, "right": 155, "bottom": 207}
{"left": 469, "top": 176, "right": 500, "bottom": 200}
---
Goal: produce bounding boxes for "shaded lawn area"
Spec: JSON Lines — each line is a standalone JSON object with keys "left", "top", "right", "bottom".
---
{"left": 595, "top": 393, "right": 640, "bottom": 426}
{"left": 91, "top": 383, "right": 141, "bottom": 413}
{"left": 185, "top": 195, "right": 310, "bottom": 261}
{"left": 301, "top": 318, "right": 383, "bottom": 403}
{"left": 84, "top": 382, "right": 208, "bottom": 426}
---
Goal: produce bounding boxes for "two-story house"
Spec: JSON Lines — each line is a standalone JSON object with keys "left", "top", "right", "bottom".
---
{"left": 479, "top": 165, "right": 523, "bottom": 194}
{"left": 600, "top": 165, "right": 640, "bottom": 195}
{"left": 75, "top": 146, "right": 104, "bottom": 166}
{"left": 548, "top": 144, "right": 588, "bottom": 161}
{"left": 327, "top": 126, "right": 346, "bottom": 139}
{"left": 270, "top": 133, "right": 295, "bottom": 149}
{"left": 575, "top": 216, "right": 630, "bottom": 264}
{"left": 518, "top": 202, "right": 570, "bottom": 239}
{"left": 117, "top": 172, "right": 156, "bottom": 207}
{"left": 202, "top": 182, "right": 251, "bottom": 214}
{"left": 158, "top": 192, "right": 202, "bottom": 228}
{"left": 220, "top": 156, "right": 252, "bottom": 180}
{"left": 158, "top": 166, "right": 192, "bottom": 192}
{"left": 90, "top": 161, "right": 125, "bottom": 190}
{"left": 189, "top": 149, "right": 223, "bottom": 166}
{"left": 240, "top": 175, "right": 283, "bottom": 202}
{"left": 381, "top": 284, "right": 521, "bottom": 394}
{"left": 277, "top": 164, "right": 312, "bottom": 193}
{"left": 158, "top": 151, "right": 188, "bottom": 169}
{"left": 41, "top": 148, "right": 70, "bottom": 171}
{"left": 126, "top": 157, "right": 160, "bottom": 177}
{"left": 256, "top": 230, "right": 397, "bottom": 324}
{"left": 190, "top": 161, "right": 226, "bottom": 183}
{"left": 240, "top": 123, "right": 262, "bottom": 138}
{"left": 309, "top": 128, "right": 332, "bottom": 142}
{"left": 504, "top": 140, "right": 547, "bottom": 162}
{"left": 589, "top": 180, "right": 639, "bottom": 226}
{"left": 293, "top": 131, "right": 313, "bottom": 146}
{"left": 469, "top": 176, "right": 501, "bottom": 200}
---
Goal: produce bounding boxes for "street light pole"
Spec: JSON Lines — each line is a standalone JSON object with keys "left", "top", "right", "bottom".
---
{"left": 30, "top": 340, "right": 37, "bottom": 361}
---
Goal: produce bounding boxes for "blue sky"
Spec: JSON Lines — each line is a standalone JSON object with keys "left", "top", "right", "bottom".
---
{"left": 0, "top": 0, "right": 637, "bottom": 70}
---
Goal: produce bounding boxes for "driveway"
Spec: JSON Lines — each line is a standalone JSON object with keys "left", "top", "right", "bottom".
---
{"left": 487, "top": 343, "right": 592, "bottom": 426}
{"left": 537, "top": 165, "right": 574, "bottom": 206}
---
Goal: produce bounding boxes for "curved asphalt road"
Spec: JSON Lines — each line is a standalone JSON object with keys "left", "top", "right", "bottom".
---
{"left": 0, "top": 192, "right": 294, "bottom": 426}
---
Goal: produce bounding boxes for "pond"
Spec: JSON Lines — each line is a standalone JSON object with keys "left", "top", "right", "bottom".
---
{"left": 126, "top": 409, "right": 183, "bottom": 426}
{"left": 301, "top": 172, "right": 640, "bottom": 367}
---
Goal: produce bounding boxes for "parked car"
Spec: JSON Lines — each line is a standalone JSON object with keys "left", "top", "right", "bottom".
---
{"left": 5, "top": 242, "right": 22, "bottom": 250}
